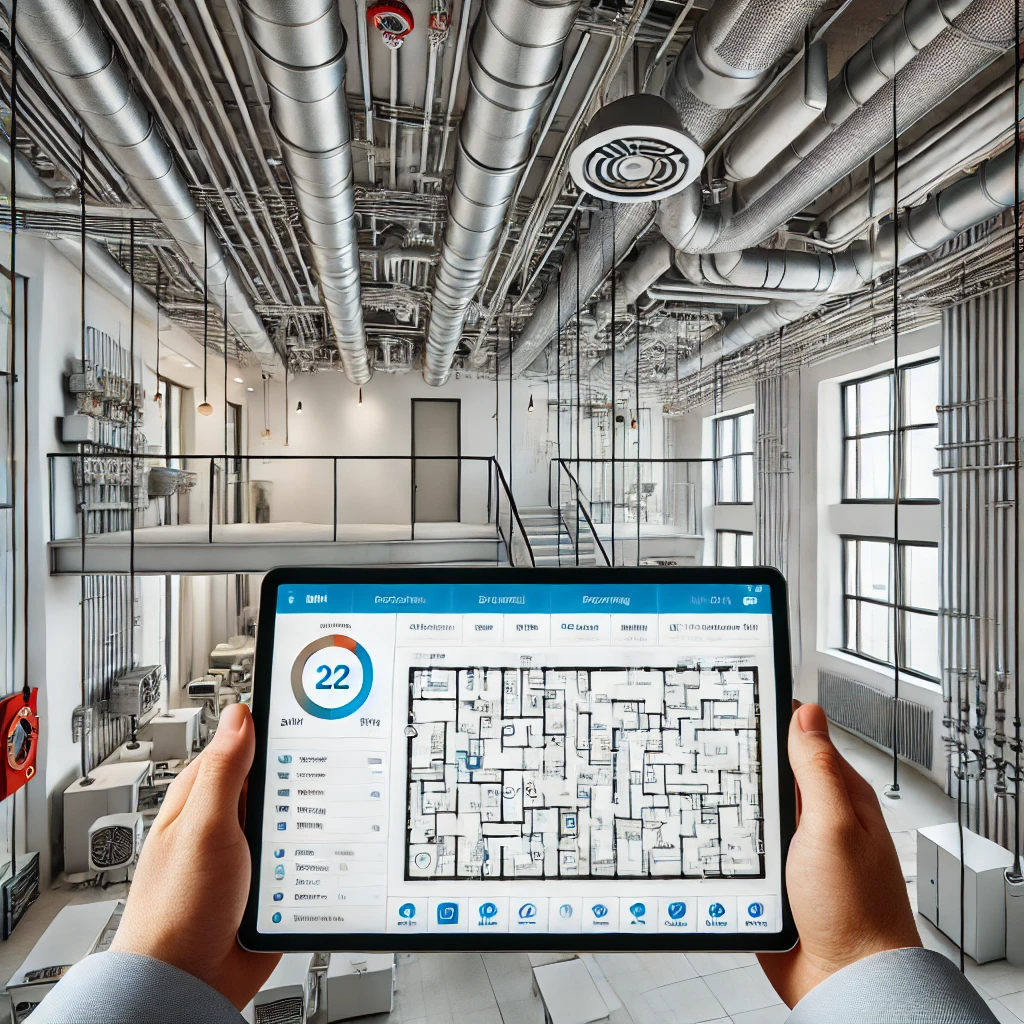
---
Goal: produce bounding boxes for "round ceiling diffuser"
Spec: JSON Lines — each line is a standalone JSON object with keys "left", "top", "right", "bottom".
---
{"left": 569, "top": 95, "right": 704, "bottom": 204}
{"left": 367, "top": 2, "right": 414, "bottom": 48}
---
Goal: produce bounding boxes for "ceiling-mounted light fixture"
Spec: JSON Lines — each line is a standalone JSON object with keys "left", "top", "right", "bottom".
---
{"left": 197, "top": 226, "right": 213, "bottom": 416}
{"left": 569, "top": 94, "right": 703, "bottom": 204}
{"left": 153, "top": 263, "right": 163, "bottom": 405}
{"left": 528, "top": 394, "right": 535, "bottom": 413}
{"left": 234, "top": 377, "right": 244, "bottom": 384}
{"left": 358, "top": 387, "right": 363, "bottom": 408}
{"left": 183, "top": 362, "right": 194, "bottom": 369}
{"left": 296, "top": 401, "right": 303, "bottom": 414}
{"left": 247, "top": 386, "right": 255, "bottom": 392}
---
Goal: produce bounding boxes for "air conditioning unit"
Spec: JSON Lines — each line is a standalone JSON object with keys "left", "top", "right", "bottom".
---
{"left": 88, "top": 813, "right": 144, "bottom": 874}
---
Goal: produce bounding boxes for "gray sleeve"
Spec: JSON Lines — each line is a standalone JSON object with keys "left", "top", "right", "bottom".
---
{"left": 788, "top": 947, "right": 997, "bottom": 1024}
{"left": 26, "top": 951, "right": 244, "bottom": 1024}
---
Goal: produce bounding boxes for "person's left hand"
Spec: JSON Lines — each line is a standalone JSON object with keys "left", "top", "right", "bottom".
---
{"left": 111, "top": 703, "right": 280, "bottom": 1009}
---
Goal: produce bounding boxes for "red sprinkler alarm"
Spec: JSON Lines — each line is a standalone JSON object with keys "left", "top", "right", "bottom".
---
{"left": 367, "top": 2, "right": 414, "bottom": 47}
{"left": 0, "top": 690, "right": 38, "bottom": 800}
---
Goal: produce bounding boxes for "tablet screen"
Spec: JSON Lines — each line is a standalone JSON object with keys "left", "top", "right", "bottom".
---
{"left": 252, "top": 577, "right": 787, "bottom": 945}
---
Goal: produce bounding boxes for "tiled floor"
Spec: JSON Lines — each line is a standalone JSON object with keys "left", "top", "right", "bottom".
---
{"left": 4, "top": 729, "right": 1024, "bottom": 1023}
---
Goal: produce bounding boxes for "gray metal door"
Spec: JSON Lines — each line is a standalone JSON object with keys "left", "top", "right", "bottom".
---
{"left": 412, "top": 399, "right": 460, "bottom": 522}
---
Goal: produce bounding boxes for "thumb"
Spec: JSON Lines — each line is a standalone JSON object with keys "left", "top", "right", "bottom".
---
{"left": 788, "top": 704, "right": 857, "bottom": 831}
{"left": 187, "top": 703, "right": 255, "bottom": 825}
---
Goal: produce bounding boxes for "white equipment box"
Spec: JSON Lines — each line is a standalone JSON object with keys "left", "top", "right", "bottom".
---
{"left": 241, "top": 952, "right": 395, "bottom": 1023}
{"left": 6, "top": 899, "right": 121, "bottom": 1023}
{"left": 138, "top": 706, "right": 203, "bottom": 761}
{"left": 917, "top": 822, "right": 1015, "bottom": 963}
{"left": 63, "top": 762, "right": 151, "bottom": 876}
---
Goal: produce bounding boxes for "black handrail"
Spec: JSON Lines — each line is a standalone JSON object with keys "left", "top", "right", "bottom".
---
{"left": 492, "top": 460, "right": 536, "bottom": 568}
{"left": 556, "top": 459, "right": 611, "bottom": 567}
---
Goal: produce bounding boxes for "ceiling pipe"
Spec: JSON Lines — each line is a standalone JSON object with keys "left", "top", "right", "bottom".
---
{"left": 0, "top": 141, "right": 160, "bottom": 324}
{"left": 239, "top": 0, "right": 371, "bottom": 385}
{"left": 740, "top": 0, "right": 975, "bottom": 201}
{"left": 422, "top": 0, "right": 584, "bottom": 386}
{"left": 16, "top": 0, "right": 281, "bottom": 369}
{"left": 677, "top": 140, "right": 1024, "bottom": 380}
{"left": 509, "top": 0, "right": 832, "bottom": 376}
{"left": 658, "top": 0, "right": 1011, "bottom": 255}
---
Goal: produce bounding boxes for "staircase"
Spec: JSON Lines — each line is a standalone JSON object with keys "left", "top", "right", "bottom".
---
{"left": 517, "top": 506, "right": 598, "bottom": 567}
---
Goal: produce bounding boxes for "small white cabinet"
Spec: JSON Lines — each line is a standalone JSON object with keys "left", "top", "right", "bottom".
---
{"left": 917, "top": 822, "right": 1014, "bottom": 963}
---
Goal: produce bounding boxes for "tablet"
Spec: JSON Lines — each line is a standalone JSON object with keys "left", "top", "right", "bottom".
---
{"left": 240, "top": 567, "right": 797, "bottom": 953}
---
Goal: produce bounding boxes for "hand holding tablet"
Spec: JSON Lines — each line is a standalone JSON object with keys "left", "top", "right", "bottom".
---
{"left": 239, "top": 567, "right": 798, "bottom": 953}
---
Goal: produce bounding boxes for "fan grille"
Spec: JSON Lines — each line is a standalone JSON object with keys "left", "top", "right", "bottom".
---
{"left": 578, "top": 136, "right": 692, "bottom": 200}
{"left": 90, "top": 825, "right": 135, "bottom": 870}
{"left": 255, "top": 997, "right": 303, "bottom": 1024}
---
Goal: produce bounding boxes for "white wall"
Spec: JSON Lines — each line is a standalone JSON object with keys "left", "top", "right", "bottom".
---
{"left": 0, "top": 231, "right": 237, "bottom": 878}
{"left": 244, "top": 367, "right": 551, "bottom": 525}
{"left": 670, "top": 323, "right": 946, "bottom": 787}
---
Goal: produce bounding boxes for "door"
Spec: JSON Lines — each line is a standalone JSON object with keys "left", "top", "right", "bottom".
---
{"left": 412, "top": 399, "right": 460, "bottom": 523}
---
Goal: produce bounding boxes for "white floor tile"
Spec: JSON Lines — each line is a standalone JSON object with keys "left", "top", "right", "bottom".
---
{"left": 640, "top": 976, "right": 727, "bottom": 1023}
{"left": 997, "top": 991, "right": 1024, "bottom": 1019}
{"left": 730, "top": 1005, "right": 791, "bottom": 1024}
{"left": 702, "top": 965, "right": 782, "bottom": 1017}
{"left": 495, "top": 996, "right": 546, "bottom": 1024}
{"left": 685, "top": 952, "right": 758, "bottom": 977}
{"left": 990, "top": 998, "right": 1024, "bottom": 1023}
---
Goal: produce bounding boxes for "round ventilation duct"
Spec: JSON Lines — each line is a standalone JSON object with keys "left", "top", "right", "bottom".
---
{"left": 569, "top": 95, "right": 704, "bottom": 204}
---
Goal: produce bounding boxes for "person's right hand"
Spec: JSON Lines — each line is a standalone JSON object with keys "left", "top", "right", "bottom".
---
{"left": 757, "top": 702, "right": 922, "bottom": 1008}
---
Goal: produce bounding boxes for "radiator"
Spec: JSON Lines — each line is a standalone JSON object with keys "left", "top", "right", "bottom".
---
{"left": 818, "top": 670, "right": 933, "bottom": 770}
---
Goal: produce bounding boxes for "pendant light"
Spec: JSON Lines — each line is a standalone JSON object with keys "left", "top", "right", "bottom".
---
{"left": 197, "top": 224, "right": 213, "bottom": 416}
{"left": 358, "top": 387, "right": 363, "bottom": 408}
{"left": 528, "top": 394, "right": 535, "bottom": 413}
{"left": 296, "top": 401, "right": 303, "bottom": 414}
{"left": 153, "top": 261, "right": 163, "bottom": 405}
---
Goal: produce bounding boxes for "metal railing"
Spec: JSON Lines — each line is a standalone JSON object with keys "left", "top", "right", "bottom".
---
{"left": 48, "top": 452, "right": 536, "bottom": 569}
{"left": 554, "top": 458, "right": 611, "bottom": 566}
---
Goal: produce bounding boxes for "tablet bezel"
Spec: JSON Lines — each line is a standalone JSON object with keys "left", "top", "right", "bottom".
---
{"left": 239, "top": 566, "right": 798, "bottom": 953}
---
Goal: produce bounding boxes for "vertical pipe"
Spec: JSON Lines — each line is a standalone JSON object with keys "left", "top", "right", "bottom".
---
{"left": 557, "top": 270, "right": 562, "bottom": 566}
{"left": 611, "top": 209, "right": 616, "bottom": 569}
{"left": 1013, "top": 0, "right": 1022, "bottom": 874}
{"left": 636, "top": 311, "right": 641, "bottom": 566}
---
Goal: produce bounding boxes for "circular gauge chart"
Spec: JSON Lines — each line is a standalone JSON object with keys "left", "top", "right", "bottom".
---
{"left": 291, "top": 635, "right": 373, "bottom": 720}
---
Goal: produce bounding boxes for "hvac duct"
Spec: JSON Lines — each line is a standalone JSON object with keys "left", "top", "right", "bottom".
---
{"left": 722, "top": 39, "right": 828, "bottom": 183}
{"left": 511, "top": 0, "right": 831, "bottom": 376}
{"left": 659, "top": 0, "right": 1014, "bottom": 255}
{"left": 17, "top": 0, "right": 280, "bottom": 368}
{"left": 239, "top": 1, "right": 370, "bottom": 385}
{"left": 677, "top": 139, "right": 1024, "bottom": 380}
{"left": 422, "top": 0, "right": 583, "bottom": 386}
{"left": 740, "top": 0, "right": 975, "bottom": 200}
{"left": 0, "top": 142, "right": 160, "bottom": 325}
{"left": 823, "top": 77, "right": 1015, "bottom": 244}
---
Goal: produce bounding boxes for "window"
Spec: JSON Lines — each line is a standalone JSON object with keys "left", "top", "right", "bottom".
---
{"left": 842, "top": 359, "right": 938, "bottom": 502}
{"left": 714, "top": 410, "right": 754, "bottom": 504}
{"left": 842, "top": 536, "right": 939, "bottom": 681}
{"left": 717, "top": 530, "right": 754, "bottom": 567}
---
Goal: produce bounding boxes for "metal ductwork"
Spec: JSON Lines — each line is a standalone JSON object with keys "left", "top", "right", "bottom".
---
{"left": 659, "top": 0, "right": 1014, "bottom": 255}
{"left": 663, "top": 0, "right": 832, "bottom": 148}
{"left": 17, "top": 0, "right": 280, "bottom": 368}
{"left": 741, "top": 0, "right": 975, "bottom": 201}
{"left": 511, "top": 0, "right": 831, "bottom": 377}
{"left": 0, "top": 142, "right": 160, "bottom": 324}
{"left": 679, "top": 140, "right": 1024, "bottom": 380}
{"left": 823, "top": 73, "right": 1015, "bottom": 244}
{"left": 239, "top": 0, "right": 370, "bottom": 385}
{"left": 506, "top": 202, "right": 655, "bottom": 375}
{"left": 422, "top": 0, "right": 583, "bottom": 386}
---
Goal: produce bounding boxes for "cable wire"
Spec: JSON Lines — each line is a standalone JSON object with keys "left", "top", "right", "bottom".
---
{"left": 891, "top": 74, "right": 903, "bottom": 798}
{"left": 1012, "top": 0, "right": 1022, "bottom": 884}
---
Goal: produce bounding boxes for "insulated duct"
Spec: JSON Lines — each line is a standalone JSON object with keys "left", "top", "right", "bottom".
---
{"left": 422, "top": 0, "right": 583, "bottom": 386}
{"left": 512, "top": 0, "right": 831, "bottom": 375}
{"left": 17, "top": 0, "right": 280, "bottom": 368}
{"left": 0, "top": 142, "right": 160, "bottom": 324}
{"left": 239, "top": 0, "right": 370, "bottom": 385}
{"left": 678, "top": 140, "right": 1024, "bottom": 379}
{"left": 741, "top": 0, "right": 975, "bottom": 201}
{"left": 659, "top": 0, "right": 1011, "bottom": 255}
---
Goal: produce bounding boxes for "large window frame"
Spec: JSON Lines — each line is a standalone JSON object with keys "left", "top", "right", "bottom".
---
{"left": 841, "top": 357, "right": 939, "bottom": 504}
{"left": 841, "top": 535, "right": 939, "bottom": 683}
{"left": 716, "top": 529, "right": 754, "bottom": 567}
{"left": 713, "top": 409, "right": 754, "bottom": 505}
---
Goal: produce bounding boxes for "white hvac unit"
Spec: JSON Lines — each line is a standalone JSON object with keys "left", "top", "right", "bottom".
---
{"left": 63, "top": 761, "right": 151, "bottom": 876}
{"left": 88, "top": 812, "right": 144, "bottom": 874}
